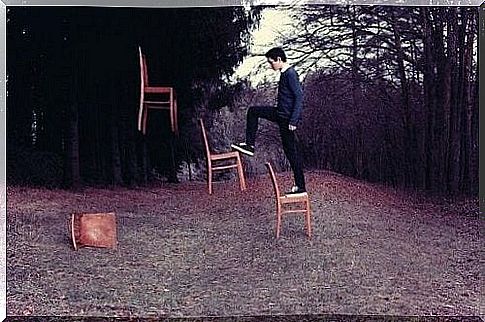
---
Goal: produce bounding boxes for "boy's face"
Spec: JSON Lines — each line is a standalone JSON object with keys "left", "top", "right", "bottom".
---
{"left": 267, "top": 57, "right": 283, "bottom": 71}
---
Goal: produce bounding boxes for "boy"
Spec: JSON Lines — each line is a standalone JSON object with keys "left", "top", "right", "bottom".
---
{"left": 231, "top": 47, "right": 306, "bottom": 194}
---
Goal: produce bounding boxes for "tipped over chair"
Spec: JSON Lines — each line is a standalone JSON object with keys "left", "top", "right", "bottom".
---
{"left": 71, "top": 212, "right": 117, "bottom": 250}
{"left": 137, "top": 46, "right": 178, "bottom": 136}
{"left": 265, "top": 162, "right": 312, "bottom": 238}
{"left": 199, "top": 118, "right": 246, "bottom": 195}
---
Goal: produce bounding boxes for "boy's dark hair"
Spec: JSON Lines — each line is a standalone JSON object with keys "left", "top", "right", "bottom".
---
{"left": 265, "top": 47, "right": 287, "bottom": 62}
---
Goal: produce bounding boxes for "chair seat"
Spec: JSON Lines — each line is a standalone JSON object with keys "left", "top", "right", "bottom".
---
{"left": 280, "top": 193, "right": 308, "bottom": 203}
{"left": 210, "top": 151, "right": 240, "bottom": 161}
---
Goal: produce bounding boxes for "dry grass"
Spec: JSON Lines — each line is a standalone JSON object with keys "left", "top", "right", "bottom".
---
{"left": 6, "top": 170, "right": 481, "bottom": 318}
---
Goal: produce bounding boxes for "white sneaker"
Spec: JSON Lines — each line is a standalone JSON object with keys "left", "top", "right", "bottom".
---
{"left": 286, "top": 185, "right": 306, "bottom": 195}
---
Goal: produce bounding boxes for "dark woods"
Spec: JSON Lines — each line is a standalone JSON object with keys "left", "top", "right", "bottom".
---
{"left": 6, "top": 6, "right": 478, "bottom": 196}
{"left": 7, "top": 7, "right": 259, "bottom": 187}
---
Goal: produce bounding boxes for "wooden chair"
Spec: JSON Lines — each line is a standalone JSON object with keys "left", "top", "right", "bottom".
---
{"left": 137, "top": 46, "right": 178, "bottom": 136}
{"left": 265, "top": 162, "right": 311, "bottom": 239}
{"left": 71, "top": 212, "right": 117, "bottom": 250}
{"left": 199, "top": 118, "right": 246, "bottom": 195}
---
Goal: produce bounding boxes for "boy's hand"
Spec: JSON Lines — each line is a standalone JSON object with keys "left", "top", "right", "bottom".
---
{"left": 289, "top": 124, "right": 297, "bottom": 131}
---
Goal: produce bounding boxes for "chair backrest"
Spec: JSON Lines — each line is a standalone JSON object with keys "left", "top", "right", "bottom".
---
{"left": 198, "top": 119, "right": 212, "bottom": 159}
{"left": 138, "top": 46, "right": 149, "bottom": 87}
{"left": 137, "top": 46, "right": 145, "bottom": 133}
{"left": 265, "top": 162, "right": 281, "bottom": 200}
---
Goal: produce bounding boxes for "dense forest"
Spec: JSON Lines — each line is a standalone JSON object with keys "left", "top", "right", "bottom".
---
{"left": 6, "top": 5, "right": 479, "bottom": 196}
{"left": 7, "top": 6, "right": 261, "bottom": 187}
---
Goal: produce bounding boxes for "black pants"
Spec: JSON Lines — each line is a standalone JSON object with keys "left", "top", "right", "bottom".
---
{"left": 246, "top": 105, "right": 306, "bottom": 190}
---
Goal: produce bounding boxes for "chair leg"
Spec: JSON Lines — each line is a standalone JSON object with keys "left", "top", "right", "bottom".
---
{"left": 170, "top": 103, "right": 175, "bottom": 134}
{"left": 306, "top": 199, "right": 312, "bottom": 238}
{"left": 142, "top": 105, "right": 148, "bottom": 135}
{"left": 208, "top": 166, "right": 213, "bottom": 195}
{"left": 173, "top": 99, "right": 178, "bottom": 135}
{"left": 236, "top": 155, "right": 246, "bottom": 191}
{"left": 137, "top": 101, "right": 144, "bottom": 132}
{"left": 276, "top": 204, "right": 282, "bottom": 239}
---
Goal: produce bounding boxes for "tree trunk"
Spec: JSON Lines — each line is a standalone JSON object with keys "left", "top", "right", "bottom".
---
{"left": 447, "top": 8, "right": 460, "bottom": 194}
{"left": 432, "top": 9, "right": 450, "bottom": 193}
{"left": 110, "top": 114, "right": 123, "bottom": 185}
{"left": 63, "top": 39, "right": 81, "bottom": 188}
{"left": 391, "top": 10, "right": 414, "bottom": 187}
{"left": 421, "top": 7, "right": 437, "bottom": 191}
{"left": 462, "top": 9, "right": 477, "bottom": 194}
{"left": 65, "top": 88, "right": 81, "bottom": 187}
{"left": 350, "top": 6, "right": 364, "bottom": 179}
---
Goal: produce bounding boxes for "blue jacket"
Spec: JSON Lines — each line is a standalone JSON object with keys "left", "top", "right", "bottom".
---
{"left": 277, "top": 67, "right": 303, "bottom": 126}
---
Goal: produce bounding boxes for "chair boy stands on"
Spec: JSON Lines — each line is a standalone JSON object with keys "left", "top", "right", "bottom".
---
{"left": 199, "top": 119, "right": 247, "bottom": 195}
{"left": 137, "top": 46, "right": 178, "bottom": 136}
{"left": 265, "top": 162, "right": 312, "bottom": 239}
